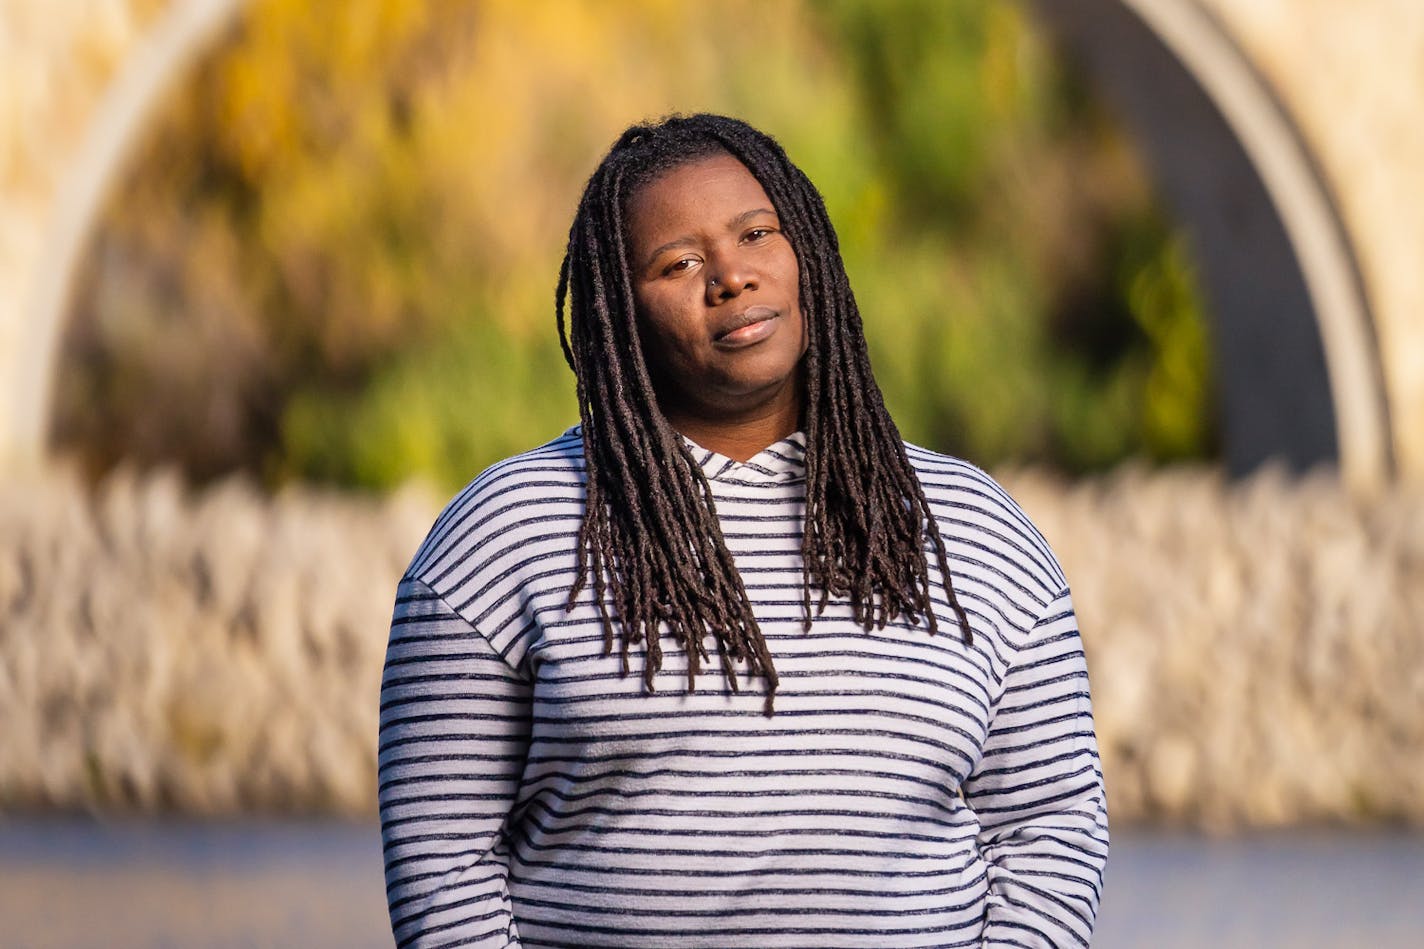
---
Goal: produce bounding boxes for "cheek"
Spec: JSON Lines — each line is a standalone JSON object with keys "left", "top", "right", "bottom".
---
{"left": 780, "top": 241, "right": 802, "bottom": 286}
{"left": 634, "top": 294, "right": 697, "bottom": 364}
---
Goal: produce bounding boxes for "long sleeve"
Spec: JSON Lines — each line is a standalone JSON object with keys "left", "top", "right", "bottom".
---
{"left": 378, "top": 576, "right": 533, "bottom": 948}
{"left": 963, "top": 588, "right": 1109, "bottom": 948}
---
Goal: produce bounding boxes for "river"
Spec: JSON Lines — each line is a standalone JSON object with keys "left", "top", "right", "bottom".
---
{"left": 1, "top": 821, "right": 1421, "bottom": 947}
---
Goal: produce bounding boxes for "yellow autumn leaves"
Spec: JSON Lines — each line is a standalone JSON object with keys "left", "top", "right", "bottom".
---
{"left": 60, "top": 0, "right": 1211, "bottom": 489}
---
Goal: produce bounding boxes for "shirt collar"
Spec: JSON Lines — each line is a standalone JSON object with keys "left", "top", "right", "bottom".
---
{"left": 566, "top": 424, "right": 808, "bottom": 485}
{"left": 680, "top": 431, "right": 807, "bottom": 485}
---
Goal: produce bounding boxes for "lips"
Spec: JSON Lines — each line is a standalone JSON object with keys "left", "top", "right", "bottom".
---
{"left": 713, "top": 305, "right": 779, "bottom": 345}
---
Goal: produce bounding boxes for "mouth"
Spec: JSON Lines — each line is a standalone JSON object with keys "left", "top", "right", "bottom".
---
{"left": 713, "top": 306, "right": 779, "bottom": 347}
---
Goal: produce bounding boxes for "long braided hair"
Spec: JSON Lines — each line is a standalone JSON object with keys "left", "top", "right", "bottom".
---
{"left": 556, "top": 114, "right": 971, "bottom": 713}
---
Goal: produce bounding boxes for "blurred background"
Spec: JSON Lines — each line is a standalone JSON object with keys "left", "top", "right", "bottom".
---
{"left": 2, "top": 0, "right": 1422, "bottom": 946}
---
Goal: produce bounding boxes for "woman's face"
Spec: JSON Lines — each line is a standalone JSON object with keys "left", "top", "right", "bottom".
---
{"left": 624, "top": 152, "right": 807, "bottom": 431}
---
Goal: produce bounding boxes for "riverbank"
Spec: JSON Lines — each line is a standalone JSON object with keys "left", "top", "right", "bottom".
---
{"left": 3, "top": 460, "right": 1421, "bottom": 826}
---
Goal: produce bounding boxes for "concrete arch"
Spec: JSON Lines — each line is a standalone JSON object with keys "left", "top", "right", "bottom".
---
{"left": 1032, "top": 0, "right": 1394, "bottom": 486}
{"left": 2, "top": 0, "right": 245, "bottom": 471}
{"left": 2, "top": 0, "right": 1398, "bottom": 487}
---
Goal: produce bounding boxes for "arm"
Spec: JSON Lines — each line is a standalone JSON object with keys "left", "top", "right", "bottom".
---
{"left": 379, "top": 576, "right": 533, "bottom": 948}
{"left": 963, "top": 589, "right": 1109, "bottom": 948}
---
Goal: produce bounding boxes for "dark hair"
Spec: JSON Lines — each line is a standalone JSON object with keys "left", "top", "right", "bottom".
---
{"left": 556, "top": 113, "right": 970, "bottom": 713}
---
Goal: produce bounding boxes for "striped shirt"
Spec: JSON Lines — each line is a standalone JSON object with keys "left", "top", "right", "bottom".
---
{"left": 379, "top": 427, "right": 1108, "bottom": 948}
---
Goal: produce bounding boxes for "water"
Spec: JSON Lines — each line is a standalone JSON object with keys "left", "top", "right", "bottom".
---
{"left": 1, "top": 820, "right": 1422, "bottom": 948}
{"left": 1094, "top": 830, "right": 1424, "bottom": 948}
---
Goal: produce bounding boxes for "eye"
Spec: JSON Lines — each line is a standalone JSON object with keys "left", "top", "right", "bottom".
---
{"left": 744, "top": 227, "right": 775, "bottom": 242}
{"left": 663, "top": 256, "right": 699, "bottom": 276}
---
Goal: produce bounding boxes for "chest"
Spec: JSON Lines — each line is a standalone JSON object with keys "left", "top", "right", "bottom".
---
{"left": 521, "top": 595, "right": 1000, "bottom": 804}
{"left": 511, "top": 478, "right": 1007, "bottom": 797}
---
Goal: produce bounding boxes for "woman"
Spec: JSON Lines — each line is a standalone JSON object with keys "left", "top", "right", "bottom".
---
{"left": 379, "top": 114, "right": 1108, "bottom": 948}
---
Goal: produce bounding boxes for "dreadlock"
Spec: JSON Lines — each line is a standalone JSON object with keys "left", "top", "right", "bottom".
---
{"left": 556, "top": 114, "right": 972, "bottom": 714}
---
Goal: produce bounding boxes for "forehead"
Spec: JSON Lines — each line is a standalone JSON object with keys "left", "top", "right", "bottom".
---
{"left": 624, "top": 153, "right": 775, "bottom": 245}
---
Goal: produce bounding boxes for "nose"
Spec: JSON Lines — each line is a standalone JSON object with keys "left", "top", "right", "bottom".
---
{"left": 704, "top": 248, "right": 758, "bottom": 304}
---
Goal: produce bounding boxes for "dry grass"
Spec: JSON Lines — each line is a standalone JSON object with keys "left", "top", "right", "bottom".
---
{"left": 0, "top": 463, "right": 434, "bottom": 815}
{"left": 2, "top": 460, "right": 1421, "bottom": 828}
{"left": 1006, "top": 463, "right": 1424, "bottom": 829}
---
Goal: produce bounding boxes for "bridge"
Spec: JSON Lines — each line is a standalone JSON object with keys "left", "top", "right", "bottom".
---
{"left": 3, "top": 0, "right": 1421, "bottom": 486}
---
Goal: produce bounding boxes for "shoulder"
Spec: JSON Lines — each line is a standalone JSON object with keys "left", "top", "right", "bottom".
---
{"left": 904, "top": 441, "right": 1067, "bottom": 610}
{"left": 402, "top": 426, "right": 587, "bottom": 592}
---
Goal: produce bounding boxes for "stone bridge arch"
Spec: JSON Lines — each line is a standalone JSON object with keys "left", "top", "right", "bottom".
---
{"left": 2, "top": 0, "right": 1416, "bottom": 487}
{"left": 1033, "top": 0, "right": 1394, "bottom": 485}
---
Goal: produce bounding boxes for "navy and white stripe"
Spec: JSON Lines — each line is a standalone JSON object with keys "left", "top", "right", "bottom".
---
{"left": 379, "top": 427, "right": 1108, "bottom": 948}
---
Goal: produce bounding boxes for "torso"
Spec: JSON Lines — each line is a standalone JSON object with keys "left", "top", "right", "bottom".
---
{"left": 406, "top": 427, "right": 1065, "bottom": 947}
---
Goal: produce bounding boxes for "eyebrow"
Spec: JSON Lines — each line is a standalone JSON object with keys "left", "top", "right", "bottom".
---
{"left": 640, "top": 207, "right": 778, "bottom": 272}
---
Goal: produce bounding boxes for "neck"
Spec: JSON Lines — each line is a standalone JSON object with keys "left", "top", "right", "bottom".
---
{"left": 672, "top": 413, "right": 799, "bottom": 462}
{"left": 661, "top": 383, "right": 803, "bottom": 462}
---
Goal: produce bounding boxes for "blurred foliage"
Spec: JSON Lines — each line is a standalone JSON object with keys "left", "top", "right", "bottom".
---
{"left": 57, "top": 0, "right": 1215, "bottom": 492}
